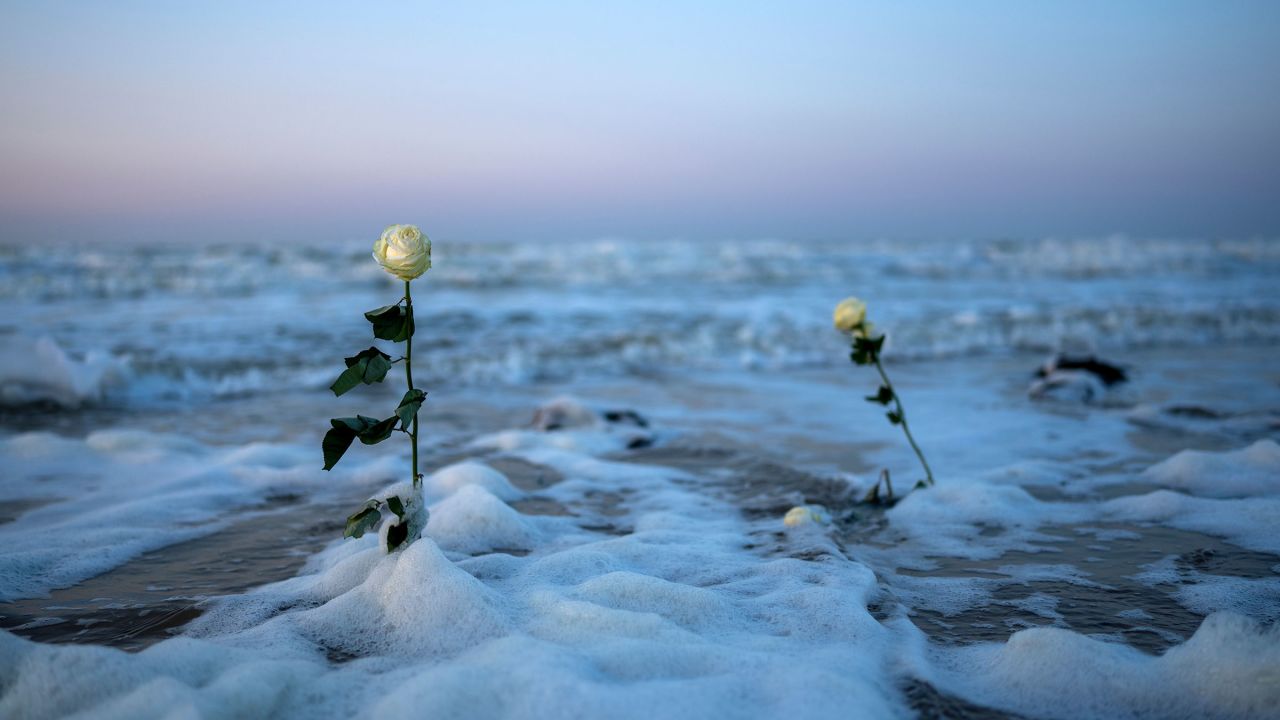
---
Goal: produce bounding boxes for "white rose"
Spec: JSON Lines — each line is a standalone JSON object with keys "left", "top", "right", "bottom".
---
{"left": 372, "top": 224, "right": 432, "bottom": 281}
{"left": 833, "top": 297, "right": 867, "bottom": 332}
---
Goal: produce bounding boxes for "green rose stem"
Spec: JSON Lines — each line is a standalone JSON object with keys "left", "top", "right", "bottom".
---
{"left": 869, "top": 353, "right": 934, "bottom": 487}
{"left": 325, "top": 223, "right": 431, "bottom": 550}
{"left": 404, "top": 280, "right": 420, "bottom": 490}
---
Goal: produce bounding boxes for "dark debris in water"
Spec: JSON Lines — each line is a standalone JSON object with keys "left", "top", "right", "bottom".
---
{"left": 1035, "top": 354, "right": 1128, "bottom": 386}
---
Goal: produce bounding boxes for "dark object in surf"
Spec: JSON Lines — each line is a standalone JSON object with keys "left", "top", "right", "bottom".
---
{"left": 1036, "top": 354, "right": 1128, "bottom": 386}
{"left": 603, "top": 409, "right": 649, "bottom": 428}
{"left": 532, "top": 397, "right": 651, "bottom": 431}
{"left": 1163, "top": 405, "right": 1224, "bottom": 419}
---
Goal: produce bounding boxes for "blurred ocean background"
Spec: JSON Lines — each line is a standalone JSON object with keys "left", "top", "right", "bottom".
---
{"left": 3, "top": 235, "right": 1278, "bottom": 411}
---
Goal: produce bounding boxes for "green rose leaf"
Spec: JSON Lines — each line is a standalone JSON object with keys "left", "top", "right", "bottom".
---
{"left": 865, "top": 385, "right": 894, "bottom": 405}
{"left": 322, "top": 424, "right": 358, "bottom": 470}
{"left": 344, "top": 500, "right": 383, "bottom": 539}
{"left": 339, "top": 414, "right": 399, "bottom": 445}
{"left": 325, "top": 414, "right": 398, "bottom": 464}
{"left": 853, "top": 334, "right": 885, "bottom": 356}
{"left": 365, "top": 303, "right": 415, "bottom": 343}
{"left": 395, "top": 389, "right": 427, "bottom": 430}
{"left": 886, "top": 410, "right": 903, "bottom": 425}
{"left": 329, "top": 347, "right": 394, "bottom": 397}
{"left": 386, "top": 495, "right": 405, "bottom": 520}
{"left": 385, "top": 519, "right": 410, "bottom": 552}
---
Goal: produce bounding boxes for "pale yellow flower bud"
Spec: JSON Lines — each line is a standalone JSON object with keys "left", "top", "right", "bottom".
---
{"left": 783, "top": 505, "right": 828, "bottom": 527}
{"left": 833, "top": 297, "right": 867, "bottom": 332}
{"left": 372, "top": 224, "right": 432, "bottom": 281}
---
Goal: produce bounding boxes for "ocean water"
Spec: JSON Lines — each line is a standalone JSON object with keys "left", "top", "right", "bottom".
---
{"left": 1, "top": 236, "right": 1278, "bottom": 719}
{"left": 1, "top": 235, "right": 1278, "bottom": 405}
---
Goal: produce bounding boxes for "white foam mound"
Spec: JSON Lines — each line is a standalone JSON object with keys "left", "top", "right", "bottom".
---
{"left": 292, "top": 539, "right": 511, "bottom": 659}
{"left": 423, "top": 461, "right": 523, "bottom": 501}
{"left": 1141, "top": 439, "right": 1280, "bottom": 498}
{"left": 0, "top": 336, "right": 127, "bottom": 408}
{"left": 1103, "top": 491, "right": 1280, "bottom": 554}
{"left": 886, "top": 482, "right": 1087, "bottom": 559}
{"left": 931, "top": 613, "right": 1280, "bottom": 720}
{"left": 572, "top": 571, "right": 730, "bottom": 631}
{"left": 426, "top": 484, "right": 536, "bottom": 554}
{"left": 0, "top": 631, "right": 322, "bottom": 720}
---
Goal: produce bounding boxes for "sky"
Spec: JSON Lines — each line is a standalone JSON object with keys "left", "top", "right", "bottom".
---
{"left": 1, "top": 1, "right": 1278, "bottom": 245}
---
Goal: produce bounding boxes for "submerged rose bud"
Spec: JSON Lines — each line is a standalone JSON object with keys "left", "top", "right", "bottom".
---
{"left": 373, "top": 224, "right": 432, "bottom": 281}
{"left": 833, "top": 297, "right": 867, "bottom": 332}
{"left": 783, "top": 505, "right": 828, "bottom": 527}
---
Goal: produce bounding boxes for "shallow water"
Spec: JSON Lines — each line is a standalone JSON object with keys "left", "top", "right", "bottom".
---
{"left": 4, "top": 351, "right": 1277, "bottom": 647}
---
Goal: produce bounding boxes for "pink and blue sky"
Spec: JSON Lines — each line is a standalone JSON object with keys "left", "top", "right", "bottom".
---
{"left": 1, "top": 1, "right": 1277, "bottom": 244}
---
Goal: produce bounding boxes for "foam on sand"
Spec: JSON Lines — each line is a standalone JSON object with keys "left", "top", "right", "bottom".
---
{"left": 1141, "top": 439, "right": 1280, "bottom": 498}
{"left": 2, "top": 403, "right": 1278, "bottom": 718}
{"left": 884, "top": 481, "right": 1088, "bottom": 561}
{"left": 426, "top": 484, "right": 538, "bottom": 554}
{"left": 1102, "top": 491, "right": 1280, "bottom": 554}
{"left": 422, "top": 461, "right": 524, "bottom": 502}
{"left": 921, "top": 612, "right": 1280, "bottom": 720}
{"left": 0, "top": 420, "right": 906, "bottom": 719}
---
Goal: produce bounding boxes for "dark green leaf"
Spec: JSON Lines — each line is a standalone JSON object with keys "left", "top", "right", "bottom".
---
{"left": 385, "top": 520, "right": 409, "bottom": 552}
{"left": 331, "top": 415, "right": 399, "bottom": 446}
{"left": 395, "top": 389, "right": 426, "bottom": 429}
{"left": 386, "top": 495, "right": 405, "bottom": 520}
{"left": 853, "top": 334, "right": 885, "bottom": 357}
{"left": 329, "top": 347, "right": 394, "bottom": 396}
{"left": 886, "top": 410, "right": 903, "bottom": 425}
{"left": 365, "top": 303, "right": 414, "bottom": 343}
{"left": 865, "top": 385, "right": 894, "bottom": 405}
{"left": 357, "top": 417, "right": 398, "bottom": 445}
{"left": 850, "top": 349, "right": 871, "bottom": 366}
{"left": 344, "top": 501, "right": 382, "bottom": 539}
{"left": 322, "top": 424, "right": 357, "bottom": 470}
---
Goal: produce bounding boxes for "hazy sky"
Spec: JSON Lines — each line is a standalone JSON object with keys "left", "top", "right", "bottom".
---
{"left": 1, "top": 1, "right": 1278, "bottom": 244}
